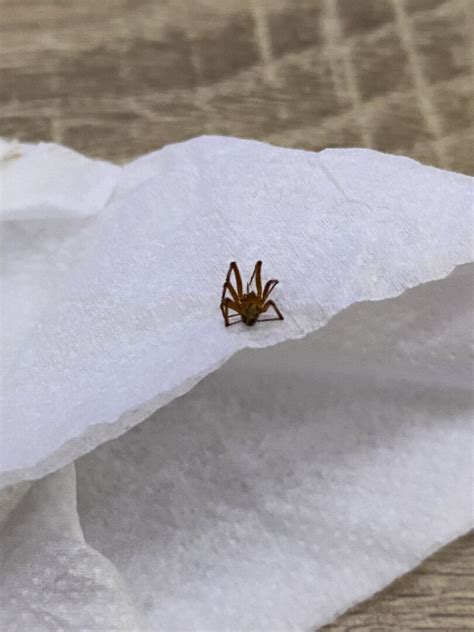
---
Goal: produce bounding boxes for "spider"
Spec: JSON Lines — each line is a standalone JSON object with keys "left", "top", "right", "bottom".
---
{"left": 220, "top": 260, "right": 284, "bottom": 327}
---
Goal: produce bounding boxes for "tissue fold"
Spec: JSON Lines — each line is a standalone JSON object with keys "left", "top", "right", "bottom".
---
{"left": 74, "top": 265, "right": 473, "bottom": 631}
{"left": 0, "top": 136, "right": 473, "bottom": 631}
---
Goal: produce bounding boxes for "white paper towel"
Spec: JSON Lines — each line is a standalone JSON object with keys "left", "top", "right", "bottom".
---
{"left": 0, "top": 141, "right": 120, "bottom": 372}
{"left": 0, "top": 136, "right": 473, "bottom": 630}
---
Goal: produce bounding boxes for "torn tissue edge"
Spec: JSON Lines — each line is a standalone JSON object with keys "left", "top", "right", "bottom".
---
{"left": 0, "top": 261, "right": 470, "bottom": 492}
{"left": 0, "top": 139, "right": 121, "bottom": 221}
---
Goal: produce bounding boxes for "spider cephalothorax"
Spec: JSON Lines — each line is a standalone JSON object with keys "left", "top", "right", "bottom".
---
{"left": 220, "top": 260, "right": 284, "bottom": 327}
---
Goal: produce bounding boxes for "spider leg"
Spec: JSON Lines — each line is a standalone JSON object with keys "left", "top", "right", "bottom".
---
{"left": 258, "top": 299, "right": 284, "bottom": 322}
{"left": 221, "top": 297, "right": 243, "bottom": 327}
{"left": 226, "top": 262, "right": 244, "bottom": 298}
{"left": 224, "top": 317, "right": 243, "bottom": 327}
{"left": 222, "top": 297, "right": 242, "bottom": 314}
{"left": 262, "top": 279, "right": 279, "bottom": 302}
{"left": 247, "top": 260, "right": 263, "bottom": 296}
{"left": 221, "top": 262, "right": 244, "bottom": 312}
{"left": 221, "top": 279, "right": 241, "bottom": 306}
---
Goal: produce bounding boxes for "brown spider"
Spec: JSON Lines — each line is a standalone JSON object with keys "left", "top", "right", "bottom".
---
{"left": 220, "top": 260, "right": 284, "bottom": 327}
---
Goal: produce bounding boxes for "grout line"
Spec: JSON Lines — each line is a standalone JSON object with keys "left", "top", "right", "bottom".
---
{"left": 464, "top": 0, "right": 474, "bottom": 79}
{"left": 321, "top": 0, "right": 349, "bottom": 103}
{"left": 322, "top": 0, "right": 373, "bottom": 148}
{"left": 391, "top": 0, "right": 449, "bottom": 168}
{"left": 249, "top": 0, "right": 278, "bottom": 86}
{"left": 179, "top": 2, "right": 212, "bottom": 132}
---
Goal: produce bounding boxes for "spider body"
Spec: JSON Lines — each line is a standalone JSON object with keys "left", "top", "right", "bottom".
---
{"left": 237, "top": 292, "right": 261, "bottom": 326}
{"left": 220, "top": 260, "right": 284, "bottom": 327}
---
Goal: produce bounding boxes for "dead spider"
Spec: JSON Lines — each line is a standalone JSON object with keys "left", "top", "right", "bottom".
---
{"left": 220, "top": 260, "right": 284, "bottom": 327}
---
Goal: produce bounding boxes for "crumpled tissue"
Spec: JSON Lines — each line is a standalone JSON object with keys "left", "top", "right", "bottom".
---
{"left": 0, "top": 135, "right": 473, "bottom": 631}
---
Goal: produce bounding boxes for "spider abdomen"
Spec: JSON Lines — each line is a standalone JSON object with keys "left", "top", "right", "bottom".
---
{"left": 241, "top": 301, "right": 261, "bottom": 326}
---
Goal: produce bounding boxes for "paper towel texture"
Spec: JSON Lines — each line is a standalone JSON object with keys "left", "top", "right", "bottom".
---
{"left": 2, "top": 267, "right": 472, "bottom": 631}
{"left": 0, "top": 466, "right": 146, "bottom": 631}
{"left": 1, "top": 136, "right": 472, "bottom": 486}
{"left": 0, "top": 141, "right": 119, "bottom": 371}
{"left": 0, "top": 136, "right": 473, "bottom": 630}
